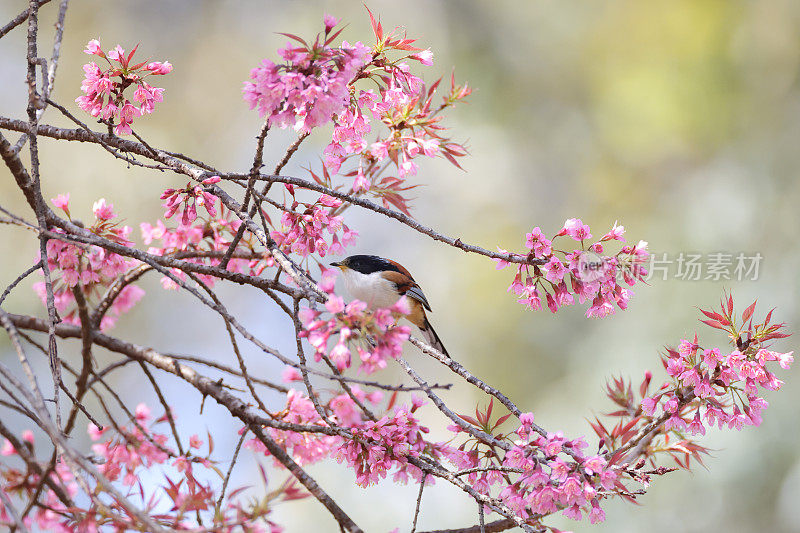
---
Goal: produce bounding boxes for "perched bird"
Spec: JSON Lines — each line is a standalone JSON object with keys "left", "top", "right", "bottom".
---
{"left": 330, "top": 254, "right": 450, "bottom": 358}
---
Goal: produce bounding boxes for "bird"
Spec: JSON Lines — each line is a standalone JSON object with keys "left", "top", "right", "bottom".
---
{"left": 330, "top": 254, "right": 450, "bottom": 358}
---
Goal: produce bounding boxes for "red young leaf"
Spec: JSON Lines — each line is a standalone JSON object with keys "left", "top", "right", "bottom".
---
{"left": 741, "top": 300, "right": 757, "bottom": 324}
{"left": 207, "top": 429, "right": 214, "bottom": 455}
{"left": 365, "top": 5, "right": 383, "bottom": 41}
{"left": 427, "top": 77, "right": 442, "bottom": 98}
{"left": 700, "top": 319, "right": 727, "bottom": 331}
{"left": 387, "top": 390, "right": 399, "bottom": 411}
{"left": 458, "top": 414, "right": 480, "bottom": 426}
{"left": 494, "top": 413, "right": 513, "bottom": 430}
{"left": 442, "top": 150, "right": 465, "bottom": 170}
{"left": 124, "top": 43, "right": 140, "bottom": 67}
{"left": 698, "top": 308, "right": 725, "bottom": 322}
{"left": 324, "top": 27, "right": 347, "bottom": 47}
{"left": 276, "top": 32, "right": 309, "bottom": 48}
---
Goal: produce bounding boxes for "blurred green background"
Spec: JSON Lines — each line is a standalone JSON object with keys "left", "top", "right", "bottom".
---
{"left": 1, "top": 1, "right": 799, "bottom": 531}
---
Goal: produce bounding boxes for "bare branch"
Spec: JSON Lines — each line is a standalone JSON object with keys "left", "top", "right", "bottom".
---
{"left": 0, "top": 0, "right": 53, "bottom": 40}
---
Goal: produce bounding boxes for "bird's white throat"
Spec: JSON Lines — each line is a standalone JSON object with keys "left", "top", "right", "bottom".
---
{"left": 340, "top": 269, "right": 399, "bottom": 308}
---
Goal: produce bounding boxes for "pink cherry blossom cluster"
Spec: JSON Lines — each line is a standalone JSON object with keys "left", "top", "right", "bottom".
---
{"left": 161, "top": 176, "right": 220, "bottom": 226}
{"left": 443, "top": 402, "right": 618, "bottom": 526}
{"left": 88, "top": 403, "right": 172, "bottom": 486}
{"left": 298, "top": 272, "right": 411, "bottom": 374}
{"left": 0, "top": 404, "right": 295, "bottom": 532}
{"left": 242, "top": 17, "right": 372, "bottom": 132}
{"left": 641, "top": 297, "right": 793, "bottom": 436}
{"left": 269, "top": 192, "right": 357, "bottom": 259}
{"left": 446, "top": 318, "right": 783, "bottom": 529}
{"left": 337, "top": 398, "right": 437, "bottom": 487}
{"left": 77, "top": 39, "right": 171, "bottom": 135}
{"left": 590, "top": 299, "right": 792, "bottom": 480}
{"left": 321, "top": 69, "right": 470, "bottom": 215}
{"left": 320, "top": 11, "right": 471, "bottom": 214}
{"left": 33, "top": 195, "right": 143, "bottom": 331}
{"left": 496, "top": 219, "right": 649, "bottom": 318}
{"left": 244, "top": 12, "right": 469, "bottom": 216}
{"left": 245, "top": 386, "right": 446, "bottom": 489}
{"left": 245, "top": 388, "right": 341, "bottom": 466}
{"left": 0, "top": 436, "right": 78, "bottom": 532}
{"left": 499, "top": 446, "right": 616, "bottom": 524}
{"left": 244, "top": 385, "right": 384, "bottom": 468}
{"left": 142, "top": 187, "right": 272, "bottom": 290}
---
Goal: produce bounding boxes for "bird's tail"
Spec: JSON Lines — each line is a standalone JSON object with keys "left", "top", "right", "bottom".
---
{"left": 421, "top": 319, "right": 450, "bottom": 359}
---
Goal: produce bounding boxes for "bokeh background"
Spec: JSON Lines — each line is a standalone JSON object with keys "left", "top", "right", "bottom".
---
{"left": 1, "top": 1, "right": 799, "bottom": 531}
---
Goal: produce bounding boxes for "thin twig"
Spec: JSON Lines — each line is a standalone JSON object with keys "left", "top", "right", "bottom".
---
{"left": 138, "top": 361, "right": 185, "bottom": 456}
{"left": 0, "top": 0, "right": 53, "bottom": 40}
{"left": 0, "top": 484, "right": 30, "bottom": 533}
{"left": 0, "top": 261, "right": 42, "bottom": 307}
{"left": 215, "top": 428, "right": 248, "bottom": 514}
{"left": 411, "top": 479, "right": 425, "bottom": 533}
{"left": 24, "top": 0, "right": 63, "bottom": 430}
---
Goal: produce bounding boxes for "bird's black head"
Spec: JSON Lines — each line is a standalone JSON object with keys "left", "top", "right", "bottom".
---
{"left": 330, "top": 255, "right": 401, "bottom": 275}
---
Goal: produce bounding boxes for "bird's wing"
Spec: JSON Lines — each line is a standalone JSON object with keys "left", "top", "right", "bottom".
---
{"left": 380, "top": 270, "right": 432, "bottom": 311}
{"left": 404, "top": 285, "right": 432, "bottom": 311}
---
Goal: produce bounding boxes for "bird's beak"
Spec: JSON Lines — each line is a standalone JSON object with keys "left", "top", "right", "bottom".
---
{"left": 330, "top": 261, "right": 341, "bottom": 268}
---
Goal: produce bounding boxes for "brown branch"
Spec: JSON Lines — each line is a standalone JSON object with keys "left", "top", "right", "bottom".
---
{"left": 137, "top": 361, "right": 185, "bottom": 456}
{"left": 12, "top": 0, "right": 70, "bottom": 155}
{"left": 219, "top": 117, "right": 272, "bottom": 270}
{"left": 0, "top": 419, "right": 72, "bottom": 507}
{"left": 6, "top": 312, "right": 365, "bottom": 532}
{"left": 184, "top": 270, "right": 270, "bottom": 416}
{"left": 0, "top": 486, "right": 29, "bottom": 533}
{"left": 419, "top": 519, "right": 517, "bottom": 533}
{"left": 34, "top": 225, "right": 305, "bottom": 377}
{"left": 0, "top": 0, "right": 53, "bottom": 40}
{"left": 63, "top": 285, "right": 94, "bottom": 434}
{"left": 407, "top": 337, "right": 585, "bottom": 464}
{"left": 0, "top": 261, "right": 42, "bottom": 307}
{"left": 24, "top": 0, "right": 63, "bottom": 429}
{"left": 0, "top": 311, "right": 170, "bottom": 533}
{"left": 411, "top": 479, "right": 425, "bottom": 533}
{"left": 248, "top": 423, "right": 364, "bottom": 532}
{"left": 39, "top": 225, "right": 302, "bottom": 299}
{"left": 43, "top": 98, "right": 167, "bottom": 170}
{"left": 6, "top": 313, "right": 341, "bottom": 436}
{"left": 233, "top": 173, "right": 542, "bottom": 266}
{"left": 0, "top": 132, "right": 39, "bottom": 211}
{"left": 90, "top": 263, "right": 149, "bottom": 328}
{"left": 214, "top": 428, "right": 247, "bottom": 514}
{"left": 405, "top": 457, "right": 537, "bottom": 533}
{"left": 0, "top": 117, "right": 545, "bottom": 267}
{"left": 396, "top": 357, "right": 510, "bottom": 451}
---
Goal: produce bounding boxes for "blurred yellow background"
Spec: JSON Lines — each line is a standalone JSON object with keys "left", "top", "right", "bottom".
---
{"left": 1, "top": 1, "right": 798, "bottom": 531}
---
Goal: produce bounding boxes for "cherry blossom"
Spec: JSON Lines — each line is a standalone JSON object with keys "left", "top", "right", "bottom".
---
{"left": 33, "top": 195, "right": 143, "bottom": 330}
{"left": 299, "top": 273, "right": 411, "bottom": 374}
{"left": 497, "top": 220, "right": 649, "bottom": 318}
{"left": 76, "top": 39, "right": 170, "bottom": 135}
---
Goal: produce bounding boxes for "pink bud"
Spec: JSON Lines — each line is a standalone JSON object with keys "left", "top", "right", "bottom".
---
{"left": 410, "top": 49, "right": 434, "bottom": 66}
{"left": 51, "top": 193, "right": 70, "bottom": 211}
{"left": 84, "top": 39, "right": 103, "bottom": 56}
{"left": 324, "top": 14, "right": 338, "bottom": 32}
